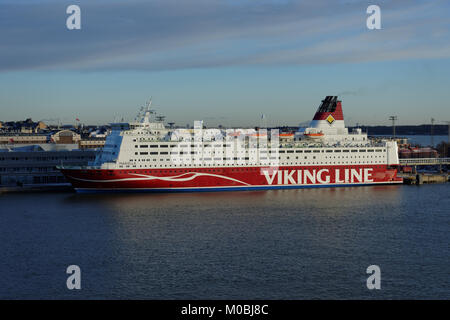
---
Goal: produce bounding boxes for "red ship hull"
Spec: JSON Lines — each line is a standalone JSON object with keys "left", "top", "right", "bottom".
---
{"left": 60, "top": 164, "right": 402, "bottom": 192}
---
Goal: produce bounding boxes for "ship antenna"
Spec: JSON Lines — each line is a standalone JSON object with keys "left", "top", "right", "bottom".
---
{"left": 145, "top": 97, "right": 153, "bottom": 111}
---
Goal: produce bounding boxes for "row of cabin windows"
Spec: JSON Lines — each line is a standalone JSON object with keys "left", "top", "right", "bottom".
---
{"left": 125, "top": 157, "right": 386, "bottom": 165}
{"left": 131, "top": 157, "right": 255, "bottom": 161}
{"left": 135, "top": 150, "right": 386, "bottom": 156}
{"left": 135, "top": 144, "right": 233, "bottom": 148}
{"left": 118, "top": 160, "right": 388, "bottom": 169}
{"left": 136, "top": 151, "right": 285, "bottom": 155}
{"left": 133, "top": 145, "right": 386, "bottom": 153}
{"left": 132, "top": 153, "right": 385, "bottom": 160}
{"left": 131, "top": 132, "right": 162, "bottom": 138}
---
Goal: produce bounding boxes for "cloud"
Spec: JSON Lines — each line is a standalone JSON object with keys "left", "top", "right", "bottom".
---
{"left": 0, "top": 0, "right": 449, "bottom": 72}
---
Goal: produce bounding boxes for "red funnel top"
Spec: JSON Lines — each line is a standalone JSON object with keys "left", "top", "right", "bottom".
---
{"left": 312, "top": 96, "right": 344, "bottom": 121}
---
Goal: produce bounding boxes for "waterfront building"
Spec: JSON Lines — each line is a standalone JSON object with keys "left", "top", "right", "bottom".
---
{"left": 0, "top": 144, "right": 96, "bottom": 187}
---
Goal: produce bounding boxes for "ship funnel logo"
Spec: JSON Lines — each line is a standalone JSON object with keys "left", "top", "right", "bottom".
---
{"left": 326, "top": 114, "right": 335, "bottom": 125}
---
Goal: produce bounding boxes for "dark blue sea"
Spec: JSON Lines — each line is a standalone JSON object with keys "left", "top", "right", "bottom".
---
{"left": 0, "top": 184, "right": 449, "bottom": 299}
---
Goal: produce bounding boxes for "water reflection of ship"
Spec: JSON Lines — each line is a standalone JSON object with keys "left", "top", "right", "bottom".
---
{"left": 64, "top": 184, "right": 401, "bottom": 215}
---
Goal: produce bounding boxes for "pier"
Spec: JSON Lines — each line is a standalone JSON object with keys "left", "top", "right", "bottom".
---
{"left": 401, "top": 173, "right": 449, "bottom": 185}
{"left": 399, "top": 158, "right": 450, "bottom": 166}
{"left": 398, "top": 158, "right": 449, "bottom": 184}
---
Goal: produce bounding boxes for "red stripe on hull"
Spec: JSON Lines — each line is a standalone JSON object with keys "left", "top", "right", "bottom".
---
{"left": 60, "top": 165, "right": 402, "bottom": 191}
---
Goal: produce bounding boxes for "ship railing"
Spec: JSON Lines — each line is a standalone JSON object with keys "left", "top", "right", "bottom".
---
{"left": 399, "top": 158, "right": 450, "bottom": 165}
{"left": 278, "top": 143, "right": 382, "bottom": 149}
{"left": 58, "top": 162, "right": 120, "bottom": 170}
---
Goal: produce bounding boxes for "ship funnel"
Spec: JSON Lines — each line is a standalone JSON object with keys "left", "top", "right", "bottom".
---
{"left": 306, "top": 96, "right": 346, "bottom": 132}
{"left": 312, "top": 96, "right": 344, "bottom": 121}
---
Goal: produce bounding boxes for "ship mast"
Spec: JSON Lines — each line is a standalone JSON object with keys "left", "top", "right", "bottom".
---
{"left": 140, "top": 98, "right": 156, "bottom": 123}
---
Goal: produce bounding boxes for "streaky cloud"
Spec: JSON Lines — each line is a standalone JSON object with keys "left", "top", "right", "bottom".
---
{"left": 0, "top": 0, "right": 449, "bottom": 72}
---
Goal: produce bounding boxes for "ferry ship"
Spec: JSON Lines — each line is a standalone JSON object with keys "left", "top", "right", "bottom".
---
{"left": 59, "top": 96, "right": 402, "bottom": 192}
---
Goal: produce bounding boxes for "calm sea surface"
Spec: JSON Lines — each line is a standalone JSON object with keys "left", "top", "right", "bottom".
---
{"left": 0, "top": 184, "right": 449, "bottom": 299}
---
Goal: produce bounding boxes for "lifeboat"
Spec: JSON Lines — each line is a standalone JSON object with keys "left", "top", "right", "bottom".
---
{"left": 304, "top": 132, "right": 324, "bottom": 138}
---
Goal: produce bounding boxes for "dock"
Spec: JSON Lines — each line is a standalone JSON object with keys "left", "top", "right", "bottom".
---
{"left": 401, "top": 173, "right": 449, "bottom": 185}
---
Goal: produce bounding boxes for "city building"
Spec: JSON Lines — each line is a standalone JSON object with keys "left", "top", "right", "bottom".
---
{"left": 0, "top": 134, "right": 49, "bottom": 145}
{"left": 50, "top": 130, "right": 81, "bottom": 144}
{"left": 0, "top": 144, "right": 96, "bottom": 187}
{"left": 78, "top": 138, "right": 106, "bottom": 149}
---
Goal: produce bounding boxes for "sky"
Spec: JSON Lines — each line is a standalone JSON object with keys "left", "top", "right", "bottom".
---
{"left": 0, "top": 0, "right": 449, "bottom": 127}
